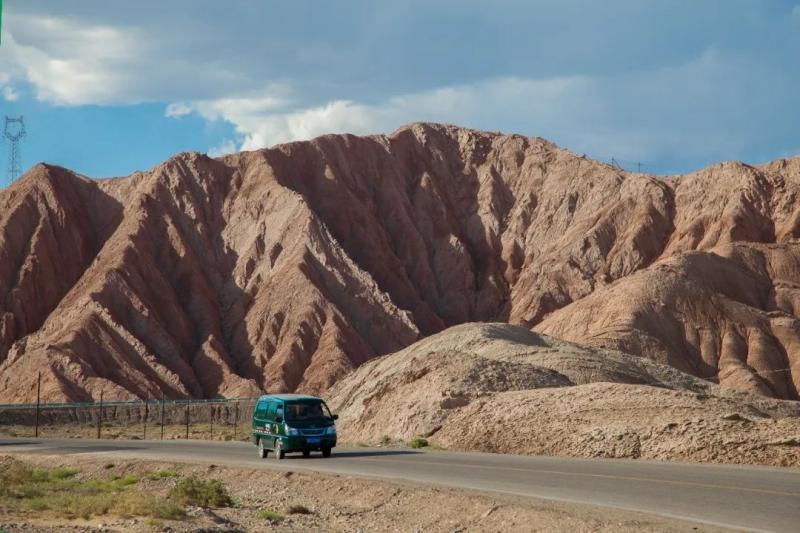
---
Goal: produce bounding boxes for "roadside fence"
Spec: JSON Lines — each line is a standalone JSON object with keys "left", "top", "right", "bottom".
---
{"left": 0, "top": 396, "right": 258, "bottom": 441}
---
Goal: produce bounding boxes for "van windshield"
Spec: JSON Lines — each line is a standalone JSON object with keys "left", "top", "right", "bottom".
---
{"left": 284, "top": 401, "right": 333, "bottom": 422}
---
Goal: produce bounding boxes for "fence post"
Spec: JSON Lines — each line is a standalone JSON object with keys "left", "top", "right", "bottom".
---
{"left": 233, "top": 401, "right": 239, "bottom": 441}
{"left": 96, "top": 391, "right": 103, "bottom": 439}
{"left": 185, "top": 402, "right": 189, "bottom": 440}
{"left": 160, "top": 394, "right": 165, "bottom": 440}
{"left": 143, "top": 397, "right": 148, "bottom": 440}
{"left": 34, "top": 372, "right": 41, "bottom": 438}
{"left": 209, "top": 403, "right": 214, "bottom": 439}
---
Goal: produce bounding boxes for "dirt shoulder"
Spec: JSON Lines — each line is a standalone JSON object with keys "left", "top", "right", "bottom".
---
{"left": 0, "top": 453, "right": 720, "bottom": 533}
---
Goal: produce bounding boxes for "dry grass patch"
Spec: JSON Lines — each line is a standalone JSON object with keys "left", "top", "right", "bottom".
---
{"left": 167, "top": 476, "right": 233, "bottom": 508}
{"left": 257, "top": 509, "right": 285, "bottom": 523}
{"left": 0, "top": 459, "right": 185, "bottom": 520}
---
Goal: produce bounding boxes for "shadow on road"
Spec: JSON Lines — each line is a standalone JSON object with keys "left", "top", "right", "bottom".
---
{"left": 280, "top": 450, "right": 420, "bottom": 460}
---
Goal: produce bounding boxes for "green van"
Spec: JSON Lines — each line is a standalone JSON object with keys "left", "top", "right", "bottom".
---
{"left": 251, "top": 394, "right": 338, "bottom": 459}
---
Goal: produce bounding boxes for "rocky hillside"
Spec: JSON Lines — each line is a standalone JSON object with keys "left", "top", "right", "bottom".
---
{"left": 0, "top": 123, "right": 798, "bottom": 401}
{"left": 327, "top": 323, "right": 800, "bottom": 466}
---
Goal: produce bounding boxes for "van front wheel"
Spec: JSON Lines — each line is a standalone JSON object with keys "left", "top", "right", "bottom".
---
{"left": 257, "top": 438, "right": 268, "bottom": 459}
{"left": 274, "top": 438, "right": 285, "bottom": 460}
{"left": 322, "top": 447, "right": 332, "bottom": 458}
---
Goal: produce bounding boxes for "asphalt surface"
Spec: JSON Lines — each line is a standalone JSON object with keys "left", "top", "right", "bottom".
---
{"left": 1, "top": 438, "right": 799, "bottom": 532}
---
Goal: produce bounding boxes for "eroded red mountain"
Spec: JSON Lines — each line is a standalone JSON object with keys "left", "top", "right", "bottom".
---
{"left": 0, "top": 123, "right": 797, "bottom": 401}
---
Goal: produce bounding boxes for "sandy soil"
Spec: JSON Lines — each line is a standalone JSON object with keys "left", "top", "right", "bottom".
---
{"left": 0, "top": 453, "right": 721, "bottom": 533}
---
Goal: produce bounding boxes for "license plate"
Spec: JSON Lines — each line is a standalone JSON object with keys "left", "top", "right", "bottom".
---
{"left": 306, "top": 437, "right": 321, "bottom": 444}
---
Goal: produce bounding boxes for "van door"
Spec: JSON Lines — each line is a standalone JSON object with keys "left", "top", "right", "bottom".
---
{"left": 252, "top": 399, "right": 268, "bottom": 443}
{"left": 274, "top": 403, "right": 284, "bottom": 431}
{"left": 265, "top": 401, "right": 277, "bottom": 438}
{"left": 255, "top": 400, "right": 268, "bottom": 428}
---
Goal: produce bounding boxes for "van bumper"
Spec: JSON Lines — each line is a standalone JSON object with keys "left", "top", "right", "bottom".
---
{"left": 283, "top": 436, "right": 336, "bottom": 451}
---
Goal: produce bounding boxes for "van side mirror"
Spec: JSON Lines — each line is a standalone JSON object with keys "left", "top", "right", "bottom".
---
{"left": 275, "top": 415, "right": 283, "bottom": 423}
{"left": 332, "top": 414, "right": 339, "bottom": 420}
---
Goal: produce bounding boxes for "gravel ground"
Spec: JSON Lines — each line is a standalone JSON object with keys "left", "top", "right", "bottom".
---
{"left": 0, "top": 453, "right": 719, "bottom": 532}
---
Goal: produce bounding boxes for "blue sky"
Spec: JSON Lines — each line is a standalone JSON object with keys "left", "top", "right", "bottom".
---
{"left": 1, "top": 0, "right": 799, "bottom": 186}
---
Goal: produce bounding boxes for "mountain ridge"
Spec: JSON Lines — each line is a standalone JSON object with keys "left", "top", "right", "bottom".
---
{"left": 0, "top": 123, "right": 798, "bottom": 402}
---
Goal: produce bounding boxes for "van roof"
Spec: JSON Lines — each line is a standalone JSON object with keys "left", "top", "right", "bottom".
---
{"left": 257, "top": 393, "right": 322, "bottom": 402}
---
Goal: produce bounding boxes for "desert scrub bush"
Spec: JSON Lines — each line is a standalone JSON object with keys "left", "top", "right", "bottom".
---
{"left": 147, "top": 470, "right": 179, "bottom": 480}
{"left": 114, "top": 491, "right": 185, "bottom": 520}
{"left": 0, "top": 463, "right": 48, "bottom": 498}
{"left": 257, "top": 509, "right": 285, "bottom": 523}
{"left": 287, "top": 504, "right": 311, "bottom": 515}
{"left": 409, "top": 438, "right": 429, "bottom": 449}
{"left": 0, "top": 460, "right": 183, "bottom": 520}
{"left": 106, "top": 474, "right": 139, "bottom": 488}
{"left": 381, "top": 435, "right": 391, "bottom": 446}
{"left": 52, "top": 467, "right": 80, "bottom": 480}
{"left": 167, "top": 476, "right": 233, "bottom": 508}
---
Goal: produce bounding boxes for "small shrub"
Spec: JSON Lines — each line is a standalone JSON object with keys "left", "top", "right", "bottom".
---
{"left": 111, "top": 474, "right": 138, "bottom": 488}
{"left": 409, "top": 438, "right": 429, "bottom": 449}
{"left": 147, "top": 470, "right": 179, "bottom": 480}
{"left": 168, "top": 477, "right": 232, "bottom": 508}
{"left": 257, "top": 509, "right": 285, "bottom": 523}
{"left": 0, "top": 460, "right": 184, "bottom": 521}
{"left": 104, "top": 463, "right": 115, "bottom": 469}
{"left": 116, "top": 491, "right": 185, "bottom": 520}
{"left": 287, "top": 504, "right": 311, "bottom": 515}
{"left": 380, "top": 435, "right": 391, "bottom": 446}
{"left": 120, "top": 474, "right": 139, "bottom": 485}
{"left": 52, "top": 467, "right": 80, "bottom": 480}
{"left": 27, "top": 498, "right": 49, "bottom": 511}
{"left": 0, "top": 463, "right": 48, "bottom": 498}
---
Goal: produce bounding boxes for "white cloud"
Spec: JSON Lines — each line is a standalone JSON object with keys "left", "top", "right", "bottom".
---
{"left": 226, "top": 99, "right": 383, "bottom": 151}
{"left": 168, "top": 47, "right": 797, "bottom": 171}
{"left": 174, "top": 77, "right": 587, "bottom": 154}
{"left": 2, "top": 87, "right": 20, "bottom": 102}
{"left": 1, "top": 14, "right": 240, "bottom": 105}
{"left": 164, "top": 102, "right": 193, "bottom": 118}
{"left": 207, "top": 139, "right": 238, "bottom": 157}
{"left": 1, "top": 2, "right": 797, "bottom": 174}
{"left": 2, "top": 16, "right": 144, "bottom": 105}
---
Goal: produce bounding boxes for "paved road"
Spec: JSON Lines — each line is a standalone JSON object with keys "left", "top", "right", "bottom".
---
{"left": 1, "top": 438, "right": 799, "bottom": 532}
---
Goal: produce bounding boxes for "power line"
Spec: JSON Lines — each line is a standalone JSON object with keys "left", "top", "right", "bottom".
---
{"left": 610, "top": 157, "right": 644, "bottom": 173}
{"left": 4, "top": 115, "right": 27, "bottom": 182}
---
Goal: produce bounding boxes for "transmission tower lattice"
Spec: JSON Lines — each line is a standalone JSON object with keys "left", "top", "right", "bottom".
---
{"left": 4, "top": 116, "right": 27, "bottom": 183}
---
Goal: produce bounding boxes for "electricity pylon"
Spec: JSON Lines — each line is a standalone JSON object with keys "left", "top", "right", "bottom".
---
{"left": 4, "top": 116, "right": 26, "bottom": 182}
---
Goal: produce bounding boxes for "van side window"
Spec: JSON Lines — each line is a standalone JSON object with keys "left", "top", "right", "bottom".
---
{"left": 266, "top": 402, "right": 276, "bottom": 419}
{"left": 255, "top": 400, "right": 268, "bottom": 417}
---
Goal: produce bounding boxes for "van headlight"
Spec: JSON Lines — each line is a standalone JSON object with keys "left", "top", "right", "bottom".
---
{"left": 325, "top": 426, "right": 337, "bottom": 435}
{"left": 285, "top": 425, "right": 299, "bottom": 436}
